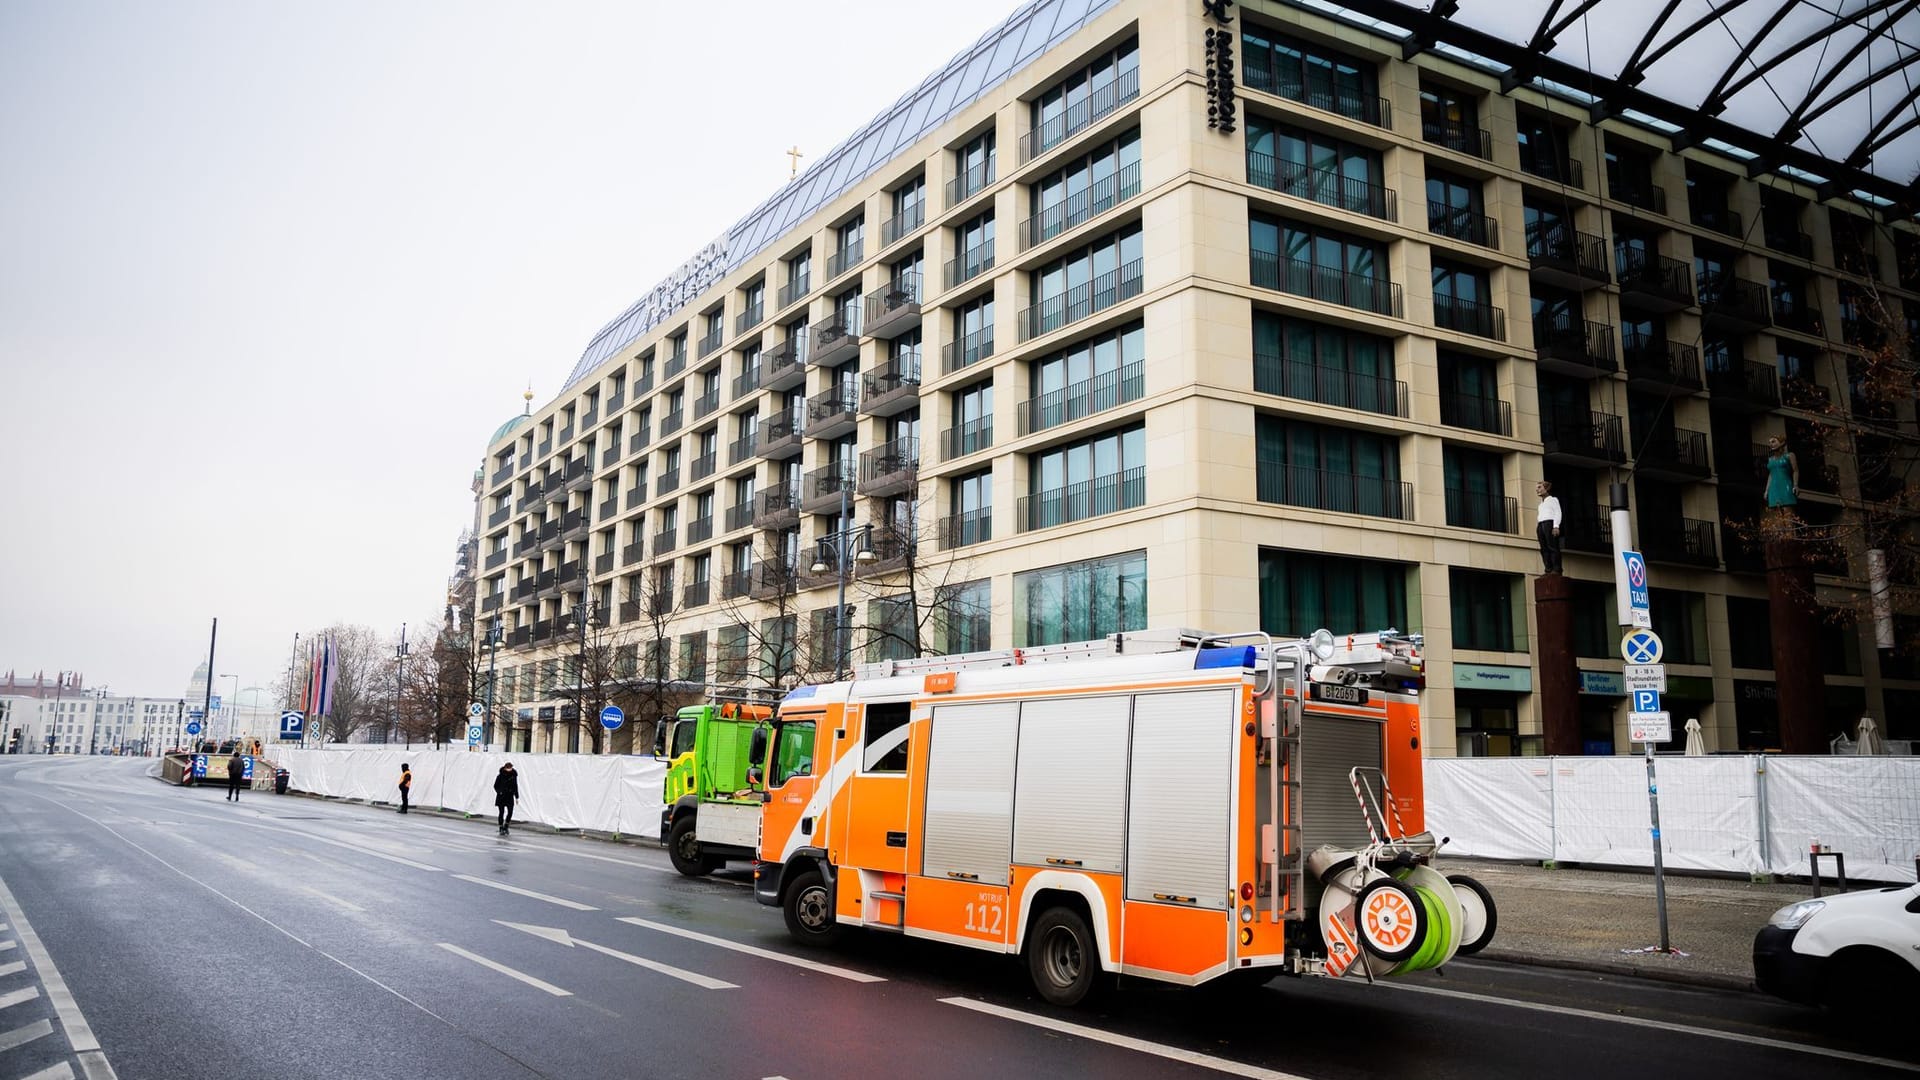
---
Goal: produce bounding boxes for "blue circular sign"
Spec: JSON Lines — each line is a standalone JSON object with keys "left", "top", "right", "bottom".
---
{"left": 186, "top": 721, "right": 203, "bottom": 735}
{"left": 599, "top": 705, "right": 625, "bottom": 731}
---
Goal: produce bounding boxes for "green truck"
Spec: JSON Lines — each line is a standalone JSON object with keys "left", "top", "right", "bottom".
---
{"left": 654, "top": 700, "right": 772, "bottom": 876}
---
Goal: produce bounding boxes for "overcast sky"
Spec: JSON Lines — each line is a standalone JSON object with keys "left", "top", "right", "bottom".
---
{"left": 0, "top": 0, "right": 1018, "bottom": 700}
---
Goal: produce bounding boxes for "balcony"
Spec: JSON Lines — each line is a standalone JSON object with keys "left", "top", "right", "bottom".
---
{"left": 777, "top": 272, "right": 811, "bottom": 311}
{"left": 865, "top": 529, "right": 914, "bottom": 571}
{"left": 1698, "top": 273, "right": 1771, "bottom": 332}
{"left": 1243, "top": 58, "right": 1391, "bottom": 129}
{"left": 1020, "top": 466, "right": 1146, "bottom": 531}
{"left": 617, "top": 598, "right": 640, "bottom": 623}
{"left": 1718, "top": 443, "right": 1770, "bottom": 493}
{"left": 736, "top": 302, "right": 764, "bottom": 337}
{"left": 512, "top": 577, "right": 537, "bottom": 601}
{"left": 565, "top": 456, "right": 590, "bottom": 490}
{"left": 601, "top": 444, "right": 619, "bottom": 470}
{"left": 1422, "top": 119, "right": 1493, "bottom": 160}
{"left": 752, "top": 561, "right": 799, "bottom": 601}
{"left": 1434, "top": 295, "right": 1507, "bottom": 341}
{"left": 946, "top": 158, "right": 996, "bottom": 209}
{"left": 594, "top": 552, "right": 615, "bottom": 576}
{"left": 1642, "top": 518, "right": 1718, "bottom": 567}
{"left": 860, "top": 359, "right": 922, "bottom": 417}
{"left": 1526, "top": 223, "right": 1610, "bottom": 290}
{"left": 759, "top": 405, "right": 805, "bottom": 459}
{"left": 943, "top": 328, "right": 995, "bottom": 374}
{"left": 606, "top": 388, "right": 624, "bottom": 413}
{"left": 597, "top": 496, "right": 618, "bottom": 521}
{"left": 864, "top": 273, "right": 922, "bottom": 338}
{"left": 488, "top": 504, "right": 511, "bottom": 529}
{"left": 558, "top": 425, "right": 573, "bottom": 446}
{"left": 1429, "top": 205, "right": 1499, "bottom": 250}
{"left": 945, "top": 243, "right": 995, "bottom": 290}
{"left": 943, "top": 416, "right": 993, "bottom": 460}
{"left": 1723, "top": 528, "right": 1766, "bottom": 574}
{"left": 1616, "top": 249, "right": 1695, "bottom": 310}
{"left": 537, "top": 439, "right": 552, "bottom": 459}
{"left": 1021, "top": 259, "right": 1145, "bottom": 340}
{"left": 806, "top": 387, "right": 860, "bottom": 440}
{"left": 538, "top": 518, "right": 564, "bottom": 551}
{"left": 622, "top": 541, "right": 645, "bottom": 566}
{"left": 509, "top": 625, "right": 532, "bottom": 648}
{"left": 513, "top": 534, "right": 537, "bottom": 557}
{"left": 1020, "top": 161, "right": 1145, "bottom": 249}
{"left": 665, "top": 352, "right": 687, "bottom": 379}
{"left": 657, "top": 467, "right": 680, "bottom": 495}
{"left": 1692, "top": 206, "right": 1742, "bottom": 239}
{"left": 724, "top": 499, "right": 755, "bottom": 533}
{"left": 1560, "top": 505, "right": 1613, "bottom": 553}
{"left": 489, "top": 461, "right": 514, "bottom": 489}
{"left": 697, "top": 325, "right": 723, "bottom": 359}
{"left": 1765, "top": 226, "right": 1814, "bottom": 259}
{"left": 1255, "top": 463, "right": 1413, "bottom": 520}
{"left": 880, "top": 201, "right": 925, "bottom": 249}
{"left": 801, "top": 462, "right": 857, "bottom": 514}
{"left": 811, "top": 308, "right": 862, "bottom": 368}
{"left": 482, "top": 593, "right": 502, "bottom": 613}
{"left": 761, "top": 331, "right": 808, "bottom": 392}
{"left": 732, "top": 365, "right": 762, "bottom": 400}
{"left": 826, "top": 239, "right": 863, "bottom": 283}
{"left": 758, "top": 483, "right": 800, "bottom": 528}
{"left": 1622, "top": 336, "right": 1703, "bottom": 392}
{"left": 1245, "top": 153, "right": 1395, "bottom": 222}
{"left": 721, "top": 569, "right": 753, "bottom": 601}
{"left": 1250, "top": 254, "right": 1403, "bottom": 317}
{"left": 628, "top": 426, "right": 651, "bottom": 455}
{"left": 1253, "top": 353, "right": 1408, "bottom": 418}
{"left": 625, "top": 482, "right": 647, "bottom": 510}
{"left": 690, "top": 451, "right": 716, "bottom": 482}
{"left": 728, "top": 430, "right": 758, "bottom": 466}
{"left": 858, "top": 438, "right": 919, "bottom": 497}
{"left": 687, "top": 515, "right": 714, "bottom": 544}
{"left": 693, "top": 387, "right": 719, "bottom": 421}
{"left": 653, "top": 527, "right": 678, "bottom": 556}
{"left": 1535, "top": 316, "right": 1616, "bottom": 377}
{"left": 532, "top": 619, "right": 554, "bottom": 644}
{"left": 1706, "top": 360, "right": 1780, "bottom": 412}
{"left": 660, "top": 408, "right": 683, "bottom": 436}
{"left": 1635, "top": 427, "right": 1713, "bottom": 481}
{"left": 1772, "top": 300, "right": 1823, "bottom": 337}
{"left": 1019, "top": 360, "right": 1145, "bottom": 435}
{"left": 1609, "top": 178, "right": 1667, "bottom": 214}
{"left": 1445, "top": 489, "right": 1518, "bottom": 533}
{"left": 1541, "top": 410, "right": 1626, "bottom": 467}
{"left": 1519, "top": 155, "right": 1583, "bottom": 189}
{"left": 485, "top": 549, "right": 508, "bottom": 571}
{"left": 535, "top": 567, "right": 561, "bottom": 600}
{"left": 633, "top": 370, "right": 655, "bottom": 397}
{"left": 682, "top": 580, "right": 711, "bottom": 609}
{"left": 939, "top": 509, "right": 992, "bottom": 550}
{"left": 1439, "top": 390, "right": 1513, "bottom": 436}
{"left": 1019, "top": 64, "right": 1141, "bottom": 162}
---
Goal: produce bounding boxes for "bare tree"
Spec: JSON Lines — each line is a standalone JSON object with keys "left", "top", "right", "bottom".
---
{"left": 607, "top": 561, "right": 697, "bottom": 755}
{"left": 396, "top": 625, "right": 474, "bottom": 747}
{"left": 847, "top": 494, "right": 992, "bottom": 665}
{"left": 290, "top": 624, "right": 389, "bottom": 744}
{"left": 714, "top": 533, "right": 824, "bottom": 692}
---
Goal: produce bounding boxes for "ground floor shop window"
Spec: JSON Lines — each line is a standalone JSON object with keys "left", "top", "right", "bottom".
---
{"left": 1454, "top": 689, "right": 1537, "bottom": 756}
{"left": 1013, "top": 550, "right": 1146, "bottom": 646}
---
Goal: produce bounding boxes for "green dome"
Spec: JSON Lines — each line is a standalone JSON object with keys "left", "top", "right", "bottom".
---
{"left": 488, "top": 414, "right": 530, "bottom": 446}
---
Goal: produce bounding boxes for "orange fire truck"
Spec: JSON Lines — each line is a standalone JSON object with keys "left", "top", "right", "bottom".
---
{"left": 753, "top": 628, "right": 1496, "bottom": 1004}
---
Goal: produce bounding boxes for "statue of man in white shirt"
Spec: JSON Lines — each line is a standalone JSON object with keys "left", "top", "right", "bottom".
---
{"left": 1536, "top": 480, "right": 1562, "bottom": 574}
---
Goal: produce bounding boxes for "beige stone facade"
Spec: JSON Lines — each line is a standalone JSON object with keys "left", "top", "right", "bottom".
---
{"left": 474, "top": 0, "right": 1919, "bottom": 757}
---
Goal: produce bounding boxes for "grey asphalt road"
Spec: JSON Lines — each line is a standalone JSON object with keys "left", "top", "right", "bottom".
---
{"left": 0, "top": 755, "right": 1911, "bottom": 1080}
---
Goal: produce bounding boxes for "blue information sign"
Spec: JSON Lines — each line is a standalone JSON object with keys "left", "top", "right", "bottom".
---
{"left": 279, "top": 711, "right": 306, "bottom": 740}
{"left": 1631, "top": 689, "right": 1661, "bottom": 714}
{"left": 599, "top": 705, "right": 625, "bottom": 731}
{"left": 186, "top": 721, "right": 203, "bottom": 736}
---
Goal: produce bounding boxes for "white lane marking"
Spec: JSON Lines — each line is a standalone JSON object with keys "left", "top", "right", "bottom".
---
{"left": 0, "top": 941, "right": 15, "bottom": 951}
{"left": 940, "top": 998, "right": 1305, "bottom": 1079}
{"left": 616, "top": 917, "right": 885, "bottom": 983}
{"left": 0, "top": 962, "right": 22, "bottom": 977}
{"left": 452, "top": 875, "right": 598, "bottom": 911}
{"left": 435, "top": 943, "right": 572, "bottom": 997}
{"left": 495, "top": 921, "right": 735, "bottom": 990}
{"left": 298, "top": 886, "right": 364, "bottom": 913}
{"left": 22, "top": 1061, "right": 77, "bottom": 1080}
{"left": 1377, "top": 980, "right": 1920, "bottom": 1074}
{"left": 0, "top": 1018, "right": 55, "bottom": 1053}
{"left": 0, "top": 875, "right": 114, "bottom": 1078}
{"left": 133, "top": 804, "right": 445, "bottom": 872}
{"left": 0, "top": 985, "right": 42, "bottom": 1011}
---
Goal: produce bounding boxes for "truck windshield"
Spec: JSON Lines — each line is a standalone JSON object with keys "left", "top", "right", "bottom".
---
{"left": 769, "top": 718, "right": 816, "bottom": 786}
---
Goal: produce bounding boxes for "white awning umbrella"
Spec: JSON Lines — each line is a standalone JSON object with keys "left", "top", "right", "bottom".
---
{"left": 1855, "top": 716, "right": 1886, "bottom": 756}
{"left": 1683, "top": 717, "right": 1705, "bottom": 756}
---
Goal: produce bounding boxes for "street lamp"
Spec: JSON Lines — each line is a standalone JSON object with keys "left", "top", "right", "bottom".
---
{"left": 218, "top": 674, "right": 239, "bottom": 749}
{"left": 393, "top": 624, "right": 410, "bottom": 746}
{"left": 809, "top": 486, "right": 876, "bottom": 681}
{"left": 564, "top": 599, "right": 602, "bottom": 754}
{"left": 483, "top": 619, "right": 504, "bottom": 750}
{"left": 85, "top": 685, "right": 111, "bottom": 756}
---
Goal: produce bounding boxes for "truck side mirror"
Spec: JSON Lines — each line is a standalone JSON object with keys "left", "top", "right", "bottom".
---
{"left": 748, "top": 726, "right": 768, "bottom": 768}
{"left": 651, "top": 722, "right": 670, "bottom": 761}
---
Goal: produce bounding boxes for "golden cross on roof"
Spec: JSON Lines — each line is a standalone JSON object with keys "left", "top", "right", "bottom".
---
{"left": 787, "top": 145, "right": 803, "bottom": 180}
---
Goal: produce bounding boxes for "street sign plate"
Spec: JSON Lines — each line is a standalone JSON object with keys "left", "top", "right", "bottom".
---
{"left": 1623, "top": 664, "right": 1667, "bottom": 692}
{"left": 210, "top": 694, "right": 222, "bottom": 712}
{"left": 279, "top": 711, "right": 305, "bottom": 740}
{"left": 1632, "top": 689, "right": 1661, "bottom": 714}
{"left": 1620, "top": 629, "right": 1665, "bottom": 665}
{"left": 467, "top": 722, "right": 484, "bottom": 746}
{"left": 1622, "top": 550, "right": 1650, "bottom": 626}
{"left": 188, "top": 708, "right": 205, "bottom": 720}
{"left": 599, "top": 705, "right": 625, "bottom": 731}
{"left": 1630, "top": 711, "right": 1672, "bottom": 743}
{"left": 186, "top": 721, "right": 203, "bottom": 736}
{"left": 468, "top": 702, "right": 486, "bottom": 718}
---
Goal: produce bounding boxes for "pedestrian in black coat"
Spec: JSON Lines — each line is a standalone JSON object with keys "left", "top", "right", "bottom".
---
{"left": 494, "top": 762, "right": 519, "bottom": 834}
{"left": 226, "top": 752, "right": 247, "bottom": 802}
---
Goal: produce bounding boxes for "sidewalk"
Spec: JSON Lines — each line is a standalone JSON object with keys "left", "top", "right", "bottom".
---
{"left": 1435, "top": 856, "right": 1817, "bottom": 990}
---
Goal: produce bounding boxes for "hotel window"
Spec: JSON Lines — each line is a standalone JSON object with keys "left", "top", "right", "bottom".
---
{"left": 1025, "top": 320, "right": 1145, "bottom": 433}
{"left": 1245, "top": 118, "right": 1387, "bottom": 218}
{"left": 1259, "top": 550, "right": 1409, "bottom": 638}
{"left": 1028, "top": 39, "right": 1139, "bottom": 158}
{"left": 954, "top": 129, "right": 997, "bottom": 202}
{"left": 948, "top": 469, "right": 992, "bottom": 547}
{"left": 1443, "top": 445, "right": 1508, "bottom": 533}
{"left": 1240, "top": 26, "right": 1381, "bottom": 125}
{"left": 1450, "top": 568, "right": 1520, "bottom": 652}
{"left": 1026, "top": 224, "right": 1144, "bottom": 337}
{"left": 1254, "top": 416, "right": 1406, "bottom": 519}
{"left": 1027, "top": 130, "right": 1142, "bottom": 246}
{"left": 1249, "top": 213, "right": 1395, "bottom": 315}
{"left": 1014, "top": 550, "right": 1146, "bottom": 646}
{"left": 1251, "top": 312, "right": 1399, "bottom": 416}
{"left": 937, "top": 579, "right": 991, "bottom": 654}
{"left": 1427, "top": 169, "right": 1489, "bottom": 246}
{"left": 1024, "top": 422, "right": 1146, "bottom": 530}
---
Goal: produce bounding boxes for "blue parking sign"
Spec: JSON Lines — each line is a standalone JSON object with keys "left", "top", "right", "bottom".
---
{"left": 1632, "top": 689, "right": 1661, "bottom": 714}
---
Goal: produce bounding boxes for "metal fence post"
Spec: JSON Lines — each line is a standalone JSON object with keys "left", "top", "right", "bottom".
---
{"left": 1753, "top": 755, "right": 1773, "bottom": 882}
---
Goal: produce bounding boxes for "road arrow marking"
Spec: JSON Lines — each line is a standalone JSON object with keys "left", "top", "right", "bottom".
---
{"left": 435, "top": 943, "right": 571, "bottom": 997}
{"left": 617, "top": 917, "right": 885, "bottom": 983}
{"left": 495, "top": 921, "right": 735, "bottom": 990}
{"left": 454, "top": 874, "right": 597, "bottom": 911}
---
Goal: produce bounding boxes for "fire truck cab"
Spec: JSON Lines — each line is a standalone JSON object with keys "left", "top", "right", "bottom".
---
{"left": 754, "top": 628, "right": 1495, "bottom": 1005}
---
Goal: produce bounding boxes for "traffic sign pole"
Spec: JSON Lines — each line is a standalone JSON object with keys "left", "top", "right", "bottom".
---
{"left": 1645, "top": 737, "right": 1672, "bottom": 953}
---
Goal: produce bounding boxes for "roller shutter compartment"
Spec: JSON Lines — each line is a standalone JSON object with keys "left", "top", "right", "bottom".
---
{"left": 1126, "top": 689, "right": 1236, "bottom": 910}
{"left": 920, "top": 702, "right": 1020, "bottom": 886}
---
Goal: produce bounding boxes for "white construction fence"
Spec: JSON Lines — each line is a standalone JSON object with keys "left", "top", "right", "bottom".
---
{"left": 1427, "top": 756, "right": 1920, "bottom": 883}
{"left": 274, "top": 749, "right": 1919, "bottom": 884}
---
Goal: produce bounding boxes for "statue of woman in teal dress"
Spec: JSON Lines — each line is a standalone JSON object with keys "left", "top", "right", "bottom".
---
{"left": 1764, "top": 434, "right": 1799, "bottom": 507}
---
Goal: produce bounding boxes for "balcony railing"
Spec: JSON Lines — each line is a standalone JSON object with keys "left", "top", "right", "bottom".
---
{"left": 1439, "top": 391, "right": 1513, "bottom": 436}
{"left": 1019, "top": 258, "right": 1145, "bottom": 340}
{"left": 1526, "top": 222, "right": 1610, "bottom": 286}
{"left": 761, "top": 330, "right": 808, "bottom": 391}
{"left": 1019, "top": 466, "right": 1146, "bottom": 531}
{"left": 810, "top": 307, "right": 862, "bottom": 366}
{"left": 1609, "top": 177, "right": 1667, "bottom": 214}
{"left": 632, "top": 370, "right": 654, "bottom": 397}
{"left": 628, "top": 425, "right": 650, "bottom": 455}
{"left": 487, "top": 505, "right": 511, "bottom": 528}
{"left": 622, "top": 541, "right": 645, "bottom": 566}
{"left": 758, "top": 482, "right": 800, "bottom": 525}
{"left": 946, "top": 158, "right": 996, "bottom": 208}
{"left": 724, "top": 499, "right": 755, "bottom": 533}
{"left": 1019, "top": 65, "right": 1141, "bottom": 162}
{"left": 1245, "top": 153, "right": 1395, "bottom": 221}
{"left": 601, "top": 444, "right": 619, "bottom": 469}
{"left": 1519, "top": 154, "right": 1582, "bottom": 188}
{"left": 594, "top": 552, "right": 615, "bottom": 576}
{"left": 1642, "top": 518, "right": 1718, "bottom": 567}
{"left": 728, "top": 431, "right": 758, "bottom": 465}
{"left": 664, "top": 352, "right": 687, "bottom": 379}
{"left": 805, "top": 387, "right": 860, "bottom": 438}
{"left": 1253, "top": 353, "right": 1409, "bottom": 417}
{"left": 687, "top": 516, "right": 714, "bottom": 544}
{"left": 858, "top": 438, "right": 919, "bottom": 496}
{"left": 682, "top": 580, "right": 710, "bottom": 609}
{"left": 1541, "top": 410, "right": 1626, "bottom": 464}
{"left": 1764, "top": 226, "right": 1814, "bottom": 259}
{"left": 939, "top": 509, "right": 992, "bottom": 550}
{"left": 1018, "top": 360, "right": 1145, "bottom": 435}
{"left": 802, "top": 462, "right": 858, "bottom": 512}
{"left": 1622, "top": 336, "right": 1702, "bottom": 390}
{"left": 597, "top": 496, "right": 617, "bottom": 520}
{"left": 760, "top": 404, "right": 805, "bottom": 458}
{"left": 735, "top": 302, "right": 764, "bottom": 337}
{"left": 1698, "top": 272, "right": 1772, "bottom": 330}
{"left": 690, "top": 451, "right": 716, "bottom": 482}
{"left": 1422, "top": 119, "right": 1492, "bottom": 160}
{"left": 1636, "top": 427, "right": 1712, "bottom": 479}
{"left": 1560, "top": 505, "right": 1613, "bottom": 553}
{"left": 1242, "top": 57, "right": 1391, "bottom": 128}
{"left": 860, "top": 359, "right": 921, "bottom": 416}
{"left": 693, "top": 387, "right": 719, "bottom": 420}
{"left": 1429, "top": 205, "right": 1499, "bottom": 249}
{"left": 657, "top": 467, "right": 680, "bottom": 495}
{"left": 1434, "top": 295, "right": 1507, "bottom": 341}
{"left": 946, "top": 243, "right": 995, "bottom": 289}
{"left": 1256, "top": 463, "right": 1413, "bottom": 520}
{"left": 1020, "top": 161, "right": 1144, "bottom": 249}
{"left": 777, "top": 272, "right": 811, "bottom": 310}
{"left": 660, "top": 408, "right": 683, "bottom": 436}
{"left": 864, "top": 273, "right": 922, "bottom": 335}
{"left": 732, "top": 365, "right": 761, "bottom": 400}
{"left": 1691, "top": 206, "right": 1742, "bottom": 239}
{"left": 489, "top": 462, "right": 514, "bottom": 488}
{"left": 826, "top": 238, "right": 864, "bottom": 281}
{"left": 943, "top": 328, "right": 994, "bottom": 374}
{"left": 1781, "top": 376, "right": 1831, "bottom": 411}
{"left": 722, "top": 570, "right": 753, "bottom": 601}
{"left": 881, "top": 200, "right": 926, "bottom": 247}
{"left": 1616, "top": 248, "right": 1695, "bottom": 307}
{"left": 943, "top": 416, "right": 993, "bottom": 460}
{"left": 625, "top": 482, "right": 647, "bottom": 509}
{"left": 1250, "top": 254, "right": 1403, "bottom": 317}
{"left": 1445, "top": 489, "right": 1517, "bottom": 533}
{"left": 485, "top": 549, "right": 508, "bottom": 571}
{"left": 1772, "top": 299, "right": 1823, "bottom": 336}
{"left": 653, "top": 527, "right": 678, "bottom": 555}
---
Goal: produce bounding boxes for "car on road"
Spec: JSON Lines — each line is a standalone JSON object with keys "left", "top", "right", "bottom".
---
{"left": 1753, "top": 881, "right": 1920, "bottom": 1014}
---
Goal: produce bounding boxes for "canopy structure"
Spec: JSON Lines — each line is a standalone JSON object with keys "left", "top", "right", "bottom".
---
{"left": 1293, "top": 0, "right": 1920, "bottom": 206}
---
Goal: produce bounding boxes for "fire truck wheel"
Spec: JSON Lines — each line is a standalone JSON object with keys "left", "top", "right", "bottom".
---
{"left": 783, "top": 868, "right": 841, "bottom": 946}
{"left": 1353, "top": 877, "right": 1427, "bottom": 965}
{"left": 1027, "top": 906, "right": 1101, "bottom": 1007}
{"left": 667, "top": 815, "right": 713, "bottom": 877}
{"left": 1445, "top": 874, "right": 1497, "bottom": 955}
